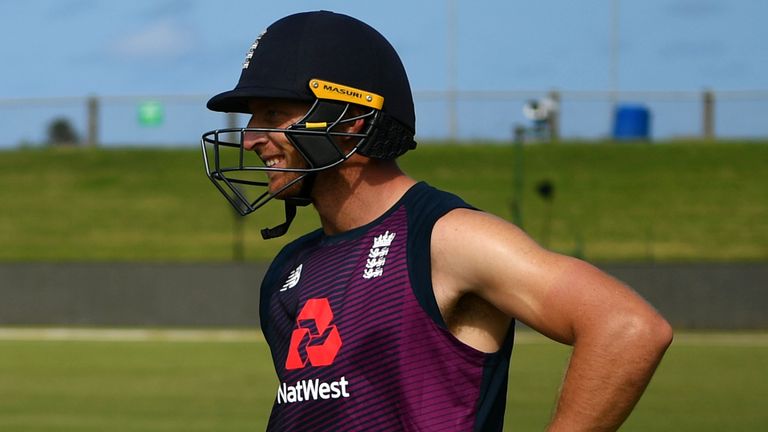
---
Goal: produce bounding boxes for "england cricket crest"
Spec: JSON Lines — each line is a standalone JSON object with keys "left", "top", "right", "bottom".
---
{"left": 363, "top": 231, "right": 396, "bottom": 279}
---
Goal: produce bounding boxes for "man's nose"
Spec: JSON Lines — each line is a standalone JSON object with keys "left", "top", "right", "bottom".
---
{"left": 242, "top": 129, "right": 267, "bottom": 151}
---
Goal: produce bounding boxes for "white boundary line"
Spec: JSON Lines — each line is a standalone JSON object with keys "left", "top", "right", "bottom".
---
{"left": 514, "top": 330, "right": 768, "bottom": 347}
{"left": 0, "top": 327, "right": 264, "bottom": 343}
{"left": 515, "top": 330, "right": 768, "bottom": 348}
{"left": 667, "top": 332, "right": 768, "bottom": 347}
{"left": 1, "top": 328, "right": 767, "bottom": 346}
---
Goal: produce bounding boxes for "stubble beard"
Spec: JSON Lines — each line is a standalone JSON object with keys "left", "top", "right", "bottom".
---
{"left": 269, "top": 170, "right": 307, "bottom": 200}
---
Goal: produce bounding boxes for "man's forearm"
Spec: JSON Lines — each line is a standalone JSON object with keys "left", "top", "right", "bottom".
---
{"left": 547, "top": 318, "right": 673, "bottom": 431}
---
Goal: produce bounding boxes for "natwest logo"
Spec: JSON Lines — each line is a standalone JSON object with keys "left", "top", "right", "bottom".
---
{"left": 285, "top": 298, "right": 342, "bottom": 370}
{"left": 277, "top": 377, "right": 351, "bottom": 404}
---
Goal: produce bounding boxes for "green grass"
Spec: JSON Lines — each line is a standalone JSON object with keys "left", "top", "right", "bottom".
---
{"left": 0, "top": 141, "right": 766, "bottom": 261}
{"left": 0, "top": 338, "right": 275, "bottom": 432}
{"left": 1, "top": 331, "right": 766, "bottom": 431}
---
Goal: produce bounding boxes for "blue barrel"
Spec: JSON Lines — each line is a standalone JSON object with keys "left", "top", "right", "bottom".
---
{"left": 613, "top": 104, "right": 651, "bottom": 140}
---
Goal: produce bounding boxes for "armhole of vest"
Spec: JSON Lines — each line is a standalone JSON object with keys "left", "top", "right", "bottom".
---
{"left": 473, "top": 324, "right": 516, "bottom": 431}
{"left": 406, "top": 185, "right": 475, "bottom": 329}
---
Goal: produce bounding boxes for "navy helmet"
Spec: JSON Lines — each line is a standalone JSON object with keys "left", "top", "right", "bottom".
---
{"left": 201, "top": 11, "right": 416, "bottom": 238}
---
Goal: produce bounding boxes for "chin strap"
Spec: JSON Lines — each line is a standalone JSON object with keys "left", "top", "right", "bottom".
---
{"left": 260, "top": 175, "right": 315, "bottom": 240}
{"left": 260, "top": 200, "right": 300, "bottom": 239}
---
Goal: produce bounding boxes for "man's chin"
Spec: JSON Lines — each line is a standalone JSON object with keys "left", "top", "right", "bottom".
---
{"left": 269, "top": 178, "right": 306, "bottom": 200}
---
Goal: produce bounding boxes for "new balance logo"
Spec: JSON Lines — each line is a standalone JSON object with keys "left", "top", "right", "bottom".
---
{"left": 285, "top": 298, "right": 342, "bottom": 370}
{"left": 281, "top": 264, "right": 302, "bottom": 292}
{"left": 363, "top": 231, "right": 396, "bottom": 279}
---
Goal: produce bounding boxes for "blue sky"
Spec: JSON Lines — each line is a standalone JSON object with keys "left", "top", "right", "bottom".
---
{"left": 1, "top": 0, "right": 767, "bottom": 144}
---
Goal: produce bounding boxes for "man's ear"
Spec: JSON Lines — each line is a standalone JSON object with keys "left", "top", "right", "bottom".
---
{"left": 331, "top": 106, "right": 370, "bottom": 152}
{"left": 345, "top": 116, "right": 366, "bottom": 134}
{"left": 335, "top": 106, "right": 367, "bottom": 137}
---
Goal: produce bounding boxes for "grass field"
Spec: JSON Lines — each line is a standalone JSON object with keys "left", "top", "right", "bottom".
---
{"left": 1, "top": 142, "right": 765, "bottom": 430}
{"left": 0, "top": 141, "right": 766, "bottom": 262}
{"left": 1, "top": 330, "right": 766, "bottom": 431}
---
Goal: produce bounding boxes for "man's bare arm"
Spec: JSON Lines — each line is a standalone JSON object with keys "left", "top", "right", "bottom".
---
{"left": 432, "top": 209, "right": 673, "bottom": 431}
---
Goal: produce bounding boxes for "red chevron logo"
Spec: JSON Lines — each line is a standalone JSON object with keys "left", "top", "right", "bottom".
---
{"left": 285, "top": 298, "right": 343, "bottom": 370}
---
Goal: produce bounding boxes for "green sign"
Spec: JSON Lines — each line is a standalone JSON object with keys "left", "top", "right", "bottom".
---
{"left": 138, "top": 100, "right": 164, "bottom": 127}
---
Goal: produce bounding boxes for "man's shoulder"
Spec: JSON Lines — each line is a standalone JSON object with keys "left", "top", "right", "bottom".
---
{"left": 403, "top": 182, "right": 477, "bottom": 227}
{"left": 263, "top": 228, "right": 322, "bottom": 279}
{"left": 401, "top": 181, "right": 475, "bottom": 214}
{"left": 276, "top": 228, "right": 323, "bottom": 259}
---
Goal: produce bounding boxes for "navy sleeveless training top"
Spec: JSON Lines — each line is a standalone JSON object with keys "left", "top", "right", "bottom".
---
{"left": 259, "top": 182, "right": 515, "bottom": 431}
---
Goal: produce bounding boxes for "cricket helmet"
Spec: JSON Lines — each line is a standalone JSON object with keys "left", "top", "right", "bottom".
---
{"left": 201, "top": 11, "right": 416, "bottom": 238}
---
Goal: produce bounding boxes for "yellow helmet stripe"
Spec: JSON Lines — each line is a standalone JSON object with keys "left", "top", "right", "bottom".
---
{"left": 309, "top": 79, "right": 384, "bottom": 110}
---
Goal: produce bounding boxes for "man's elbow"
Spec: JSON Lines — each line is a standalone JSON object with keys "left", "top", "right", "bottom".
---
{"left": 624, "top": 311, "right": 674, "bottom": 359}
{"left": 647, "top": 315, "right": 673, "bottom": 356}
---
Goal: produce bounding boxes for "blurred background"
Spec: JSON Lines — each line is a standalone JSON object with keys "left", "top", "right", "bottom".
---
{"left": 2, "top": 0, "right": 768, "bottom": 145}
{"left": 1, "top": 1, "right": 766, "bottom": 431}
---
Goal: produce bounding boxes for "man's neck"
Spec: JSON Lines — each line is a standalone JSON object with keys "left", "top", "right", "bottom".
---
{"left": 312, "top": 159, "right": 416, "bottom": 235}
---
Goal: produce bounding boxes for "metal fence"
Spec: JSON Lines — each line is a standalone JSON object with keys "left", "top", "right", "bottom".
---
{"left": 1, "top": 89, "right": 767, "bottom": 148}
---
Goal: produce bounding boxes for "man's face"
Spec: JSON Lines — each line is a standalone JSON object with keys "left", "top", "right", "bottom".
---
{"left": 244, "top": 99, "right": 311, "bottom": 198}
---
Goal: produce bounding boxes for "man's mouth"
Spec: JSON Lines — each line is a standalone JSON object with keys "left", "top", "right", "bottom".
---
{"left": 263, "top": 157, "right": 283, "bottom": 168}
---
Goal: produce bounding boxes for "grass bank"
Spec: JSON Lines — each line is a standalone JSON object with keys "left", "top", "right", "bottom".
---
{"left": 0, "top": 141, "right": 765, "bottom": 261}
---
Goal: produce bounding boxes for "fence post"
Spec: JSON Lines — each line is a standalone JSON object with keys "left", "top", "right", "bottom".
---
{"left": 448, "top": 90, "right": 458, "bottom": 142}
{"left": 547, "top": 90, "right": 561, "bottom": 142}
{"left": 702, "top": 89, "right": 715, "bottom": 140}
{"left": 510, "top": 125, "right": 526, "bottom": 229}
{"left": 86, "top": 95, "right": 99, "bottom": 147}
